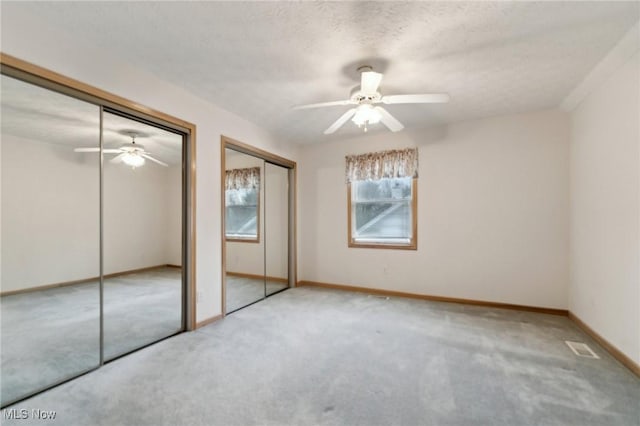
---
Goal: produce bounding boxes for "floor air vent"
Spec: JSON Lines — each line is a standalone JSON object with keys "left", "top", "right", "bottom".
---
{"left": 565, "top": 341, "right": 599, "bottom": 359}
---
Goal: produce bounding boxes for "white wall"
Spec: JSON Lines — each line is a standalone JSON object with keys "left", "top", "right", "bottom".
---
{"left": 103, "top": 160, "right": 180, "bottom": 274}
{"left": 165, "top": 165, "right": 183, "bottom": 266}
{"left": 264, "top": 163, "right": 289, "bottom": 280}
{"left": 1, "top": 135, "right": 99, "bottom": 291}
{"left": 569, "top": 51, "right": 640, "bottom": 365}
{"left": 299, "top": 110, "right": 570, "bottom": 309}
{"left": 0, "top": 134, "right": 181, "bottom": 292}
{"left": 0, "top": 6, "right": 299, "bottom": 321}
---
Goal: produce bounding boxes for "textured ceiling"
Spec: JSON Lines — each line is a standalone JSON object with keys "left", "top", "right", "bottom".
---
{"left": 1, "top": 74, "right": 183, "bottom": 165}
{"left": 4, "top": 2, "right": 640, "bottom": 144}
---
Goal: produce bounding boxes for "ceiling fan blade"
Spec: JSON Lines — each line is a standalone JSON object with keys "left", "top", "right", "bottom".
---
{"left": 324, "top": 108, "right": 357, "bottom": 135}
{"left": 381, "top": 94, "right": 450, "bottom": 104}
{"left": 74, "top": 147, "right": 123, "bottom": 153}
{"left": 374, "top": 107, "right": 404, "bottom": 132}
{"left": 292, "top": 100, "right": 354, "bottom": 110}
{"left": 361, "top": 71, "right": 383, "bottom": 94}
{"left": 141, "top": 153, "right": 169, "bottom": 167}
{"left": 110, "top": 153, "right": 127, "bottom": 163}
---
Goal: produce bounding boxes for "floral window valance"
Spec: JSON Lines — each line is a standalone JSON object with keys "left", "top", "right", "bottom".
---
{"left": 225, "top": 167, "right": 261, "bottom": 190}
{"left": 345, "top": 148, "right": 418, "bottom": 183}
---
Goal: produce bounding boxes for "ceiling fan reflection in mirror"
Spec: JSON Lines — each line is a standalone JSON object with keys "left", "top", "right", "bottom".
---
{"left": 73, "top": 131, "right": 168, "bottom": 168}
{"left": 293, "top": 65, "right": 450, "bottom": 134}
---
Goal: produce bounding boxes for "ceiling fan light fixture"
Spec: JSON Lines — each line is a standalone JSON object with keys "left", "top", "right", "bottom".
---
{"left": 122, "top": 152, "right": 145, "bottom": 168}
{"left": 352, "top": 104, "right": 381, "bottom": 131}
{"left": 74, "top": 134, "right": 168, "bottom": 167}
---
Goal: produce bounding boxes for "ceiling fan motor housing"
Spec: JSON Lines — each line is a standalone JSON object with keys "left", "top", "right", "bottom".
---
{"left": 350, "top": 87, "right": 381, "bottom": 104}
{"left": 122, "top": 142, "right": 145, "bottom": 152}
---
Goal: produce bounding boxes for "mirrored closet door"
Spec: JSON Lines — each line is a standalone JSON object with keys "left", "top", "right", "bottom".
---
{"left": 0, "top": 72, "right": 188, "bottom": 407}
{"left": 1, "top": 74, "right": 101, "bottom": 406}
{"left": 102, "top": 111, "right": 184, "bottom": 360}
{"left": 264, "top": 162, "right": 289, "bottom": 297}
{"left": 223, "top": 143, "right": 294, "bottom": 315}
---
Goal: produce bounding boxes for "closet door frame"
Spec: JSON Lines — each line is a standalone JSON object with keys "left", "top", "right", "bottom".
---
{"left": 220, "top": 136, "right": 297, "bottom": 316}
{"left": 0, "top": 53, "right": 197, "bottom": 332}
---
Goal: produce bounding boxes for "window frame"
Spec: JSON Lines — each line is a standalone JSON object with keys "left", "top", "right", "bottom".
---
{"left": 347, "top": 177, "right": 418, "bottom": 250}
{"left": 225, "top": 186, "right": 261, "bottom": 244}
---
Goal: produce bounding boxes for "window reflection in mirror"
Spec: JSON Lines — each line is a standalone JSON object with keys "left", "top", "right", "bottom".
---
{"left": 224, "top": 149, "right": 265, "bottom": 312}
{"left": 225, "top": 166, "right": 260, "bottom": 242}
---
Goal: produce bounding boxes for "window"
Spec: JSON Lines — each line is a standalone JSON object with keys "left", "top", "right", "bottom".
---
{"left": 225, "top": 187, "right": 259, "bottom": 241}
{"left": 225, "top": 167, "right": 260, "bottom": 242}
{"left": 346, "top": 148, "right": 418, "bottom": 249}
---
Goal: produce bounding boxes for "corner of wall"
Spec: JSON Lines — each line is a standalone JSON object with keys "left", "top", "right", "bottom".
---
{"left": 561, "top": 21, "right": 640, "bottom": 112}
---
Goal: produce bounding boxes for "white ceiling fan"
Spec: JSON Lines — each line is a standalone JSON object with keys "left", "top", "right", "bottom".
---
{"left": 74, "top": 132, "right": 168, "bottom": 168}
{"left": 293, "top": 65, "right": 450, "bottom": 134}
